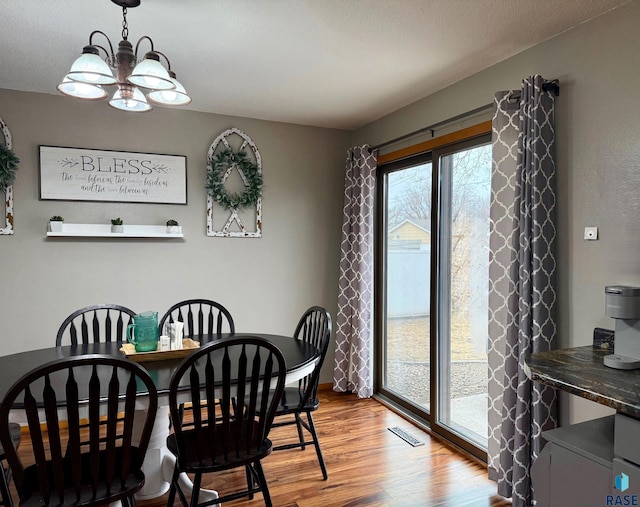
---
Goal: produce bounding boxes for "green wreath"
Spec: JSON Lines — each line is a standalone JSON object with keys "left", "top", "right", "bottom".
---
{"left": 0, "top": 144, "right": 19, "bottom": 194}
{"left": 206, "top": 149, "right": 262, "bottom": 210}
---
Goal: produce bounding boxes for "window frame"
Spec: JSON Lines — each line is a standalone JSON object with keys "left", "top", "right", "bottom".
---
{"left": 374, "top": 121, "right": 492, "bottom": 462}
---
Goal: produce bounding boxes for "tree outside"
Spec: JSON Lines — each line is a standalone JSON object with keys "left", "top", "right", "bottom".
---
{"left": 383, "top": 143, "right": 491, "bottom": 444}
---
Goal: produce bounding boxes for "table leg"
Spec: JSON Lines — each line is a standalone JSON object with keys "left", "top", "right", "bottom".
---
{"left": 134, "top": 407, "right": 172, "bottom": 500}
{"left": 161, "top": 452, "right": 220, "bottom": 504}
{"left": 134, "top": 406, "right": 219, "bottom": 504}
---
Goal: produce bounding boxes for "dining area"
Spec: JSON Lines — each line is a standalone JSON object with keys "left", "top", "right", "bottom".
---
{"left": 0, "top": 301, "right": 332, "bottom": 507}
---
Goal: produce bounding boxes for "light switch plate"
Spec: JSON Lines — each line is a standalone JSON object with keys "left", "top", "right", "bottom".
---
{"left": 584, "top": 227, "right": 598, "bottom": 240}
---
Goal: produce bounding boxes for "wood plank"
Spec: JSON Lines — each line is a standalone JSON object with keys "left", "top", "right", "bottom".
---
{"left": 155, "top": 390, "right": 509, "bottom": 506}
{"left": 12, "top": 389, "right": 510, "bottom": 506}
{"left": 119, "top": 338, "right": 200, "bottom": 362}
{"left": 377, "top": 120, "right": 492, "bottom": 165}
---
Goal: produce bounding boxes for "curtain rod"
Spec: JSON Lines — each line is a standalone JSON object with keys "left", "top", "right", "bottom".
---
{"left": 370, "top": 102, "right": 493, "bottom": 151}
{"left": 371, "top": 78, "right": 560, "bottom": 152}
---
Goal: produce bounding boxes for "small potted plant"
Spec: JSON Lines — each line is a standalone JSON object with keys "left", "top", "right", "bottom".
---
{"left": 166, "top": 219, "right": 181, "bottom": 234}
{"left": 49, "top": 215, "right": 64, "bottom": 232}
{"left": 111, "top": 217, "right": 124, "bottom": 233}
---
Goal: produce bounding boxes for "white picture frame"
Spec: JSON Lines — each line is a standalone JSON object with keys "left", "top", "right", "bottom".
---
{"left": 39, "top": 145, "right": 187, "bottom": 204}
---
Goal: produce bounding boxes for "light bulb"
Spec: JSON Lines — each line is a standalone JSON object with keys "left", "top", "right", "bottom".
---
{"left": 109, "top": 85, "right": 151, "bottom": 112}
{"left": 147, "top": 73, "right": 191, "bottom": 107}
{"left": 57, "top": 77, "right": 107, "bottom": 100}
{"left": 145, "top": 76, "right": 161, "bottom": 88}
{"left": 160, "top": 90, "right": 177, "bottom": 101}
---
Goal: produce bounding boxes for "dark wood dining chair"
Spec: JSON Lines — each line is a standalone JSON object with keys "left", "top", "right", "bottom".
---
{"left": 271, "top": 306, "right": 332, "bottom": 479}
{"left": 55, "top": 304, "right": 137, "bottom": 346}
{"left": 0, "top": 354, "right": 157, "bottom": 507}
{"left": 166, "top": 336, "right": 286, "bottom": 507}
{"left": 55, "top": 305, "right": 138, "bottom": 447}
{"left": 160, "top": 299, "right": 235, "bottom": 430}
{"left": 0, "top": 423, "right": 22, "bottom": 507}
{"left": 159, "top": 299, "right": 235, "bottom": 341}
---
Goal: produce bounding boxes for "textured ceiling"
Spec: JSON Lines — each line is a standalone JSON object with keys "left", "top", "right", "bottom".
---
{"left": 0, "top": 0, "right": 630, "bottom": 130}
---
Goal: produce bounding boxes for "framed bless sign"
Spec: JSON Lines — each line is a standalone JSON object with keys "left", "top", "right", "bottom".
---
{"left": 39, "top": 145, "right": 187, "bottom": 204}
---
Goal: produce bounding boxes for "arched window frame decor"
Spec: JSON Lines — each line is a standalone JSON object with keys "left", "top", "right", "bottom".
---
{"left": 206, "top": 128, "right": 262, "bottom": 238}
{"left": 0, "top": 117, "right": 14, "bottom": 235}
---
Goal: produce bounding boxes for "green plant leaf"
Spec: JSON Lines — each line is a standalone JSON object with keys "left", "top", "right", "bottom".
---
{"left": 205, "top": 148, "right": 262, "bottom": 211}
{"left": 0, "top": 145, "right": 19, "bottom": 193}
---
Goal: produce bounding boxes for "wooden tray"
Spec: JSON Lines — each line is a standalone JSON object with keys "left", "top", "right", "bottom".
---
{"left": 120, "top": 338, "right": 200, "bottom": 363}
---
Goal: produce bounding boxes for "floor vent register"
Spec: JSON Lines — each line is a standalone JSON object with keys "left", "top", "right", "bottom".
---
{"left": 388, "top": 426, "right": 424, "bottom": 447}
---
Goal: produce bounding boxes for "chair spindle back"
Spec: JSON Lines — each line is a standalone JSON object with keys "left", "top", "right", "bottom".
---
{"left": 56, "top": 305, "right": 136, "bottom": 346}
{"left": 0, "top": 355, "right": 157, "bottom": 506}
{"left": 159, "top": 299, "right": 235, "bottom": 341}
{"left": 169, "top": 336, "right": 285, "bottom": 470}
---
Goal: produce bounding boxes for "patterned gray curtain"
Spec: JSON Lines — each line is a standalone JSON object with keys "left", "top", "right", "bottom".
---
{"left": 333, "top": 145, "right": 377, "bottom": 398}
{"left": 487, "top": 75, "right": 558, "bottom": 507}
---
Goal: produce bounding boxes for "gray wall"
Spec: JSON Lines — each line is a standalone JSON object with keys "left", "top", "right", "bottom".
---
{"left": 355, "top": 1, "right": 640, "bottom": 426}
{"left": 3, "top": 1, "right": 639, "bottom": 424}
{"left": 0, "top": 89, "right": 351, "bottom": 383}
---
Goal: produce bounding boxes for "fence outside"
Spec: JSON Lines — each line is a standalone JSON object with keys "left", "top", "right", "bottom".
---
{"left": 387, "top": 246, "right": 431, "bottom": 318}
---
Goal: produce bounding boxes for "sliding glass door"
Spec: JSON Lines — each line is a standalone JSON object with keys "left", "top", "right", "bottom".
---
{"left": 382, "top": 155, "right": 433, "bottom": 411}
{"left": 376, "top": 131, "right": 491, "bottom": 459}
{"left": 435, "top": 140, "right": 491, "bottom": 451}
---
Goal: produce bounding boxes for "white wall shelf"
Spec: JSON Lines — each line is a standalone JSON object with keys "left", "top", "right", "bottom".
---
{"left": 46, "top": 223, "right": 184, "bottom": 238}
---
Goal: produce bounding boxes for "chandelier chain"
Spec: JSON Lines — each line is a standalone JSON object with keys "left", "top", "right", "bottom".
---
{"left": 121, "top": 7, "right": 129, "bottom": 40}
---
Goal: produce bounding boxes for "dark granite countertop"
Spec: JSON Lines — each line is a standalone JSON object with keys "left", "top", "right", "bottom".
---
{"left": 525, "top": 346, "right": 640, "bottom": 419}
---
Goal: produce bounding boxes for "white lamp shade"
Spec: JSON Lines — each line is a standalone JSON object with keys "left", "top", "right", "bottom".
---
{"left": 57, "top": 78, "right": 108, "bottom": 100}
{"left": 128, "top": 56, "right": 174, "bottom": 90}
{"left": 147, "top": 76, "right": 191, "bottom": 106}
{"left": 66, "top": 53, "right": 116, "bottom": 85}
{"left": 109, "top": 86, "right": 152, "bottom": 112}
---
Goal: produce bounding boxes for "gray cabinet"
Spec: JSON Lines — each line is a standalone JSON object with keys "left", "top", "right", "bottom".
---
{"left": 534, "top": 442, "right": 612, "bottom": 507}
{"left": 533, "top": 416, "right": 612, "bottom": 507}
{"left": 533, "top": 414, "right": 640, "bottom": 506}
{"left": 526, "top": 347, "right": 640, "bottom": 505}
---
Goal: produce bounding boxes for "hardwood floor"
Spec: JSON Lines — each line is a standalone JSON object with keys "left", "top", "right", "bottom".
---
{"left": 141, "top": 388, "right": 510, "bottom": 507}
{"left": 11, "top": 389, "right": 510, "bottom": 506}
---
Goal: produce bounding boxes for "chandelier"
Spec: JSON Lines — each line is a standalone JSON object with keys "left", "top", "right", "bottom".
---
{"left": 57, "top": 0, "right": 191, "bottom": 112}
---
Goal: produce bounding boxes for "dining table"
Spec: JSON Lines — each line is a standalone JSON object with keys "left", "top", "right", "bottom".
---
{"left": 0, "top": 333, "right": 320, "bottom": 500}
